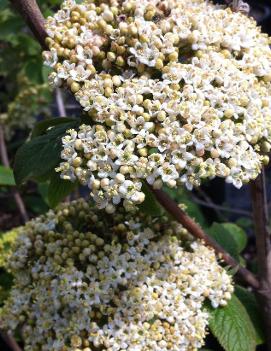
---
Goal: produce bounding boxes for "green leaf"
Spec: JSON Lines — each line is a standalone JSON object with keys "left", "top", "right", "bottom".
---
{"left": 14, "top": 121, "right": 78, "bottom": 185}
{"left": 17, "top": 34, "right": 40, "bottom": 56}
{"left": 0, "top": 271, "right": 13, "bottom": 305}
{"left": 208, "top": 222, "right": 240, "bottom": 260}
{"left": 0, "top": 16, "right": 24, "bottom": 42}
{"left": 164, "top": 186, "right": 207, "bottom": 227}
{"left": 37, "top": 182, "right": 49, "bottom": 205}
{"left": 235, "top": 285, "right": 265, "bottom": 345}
{"left": 24, "top": 59, "right": 43, "bottom": 84}
{"left": 0, "top": 166, "right": 15, "bottom": 186}
{"left": 24, "top": 195, "right": 49, "bottom": 215}
{"left": 139, "top": 183, "right": 163, "bottom": 216}
{"left": 41, "top": 65, "right": 52, "bottom": 83}
{"left": 48, "top": 172, "right": 76, "bottom": 208}
{"left": 182, "top": 199, "right": 207, "bottom": 228}
{"left": 208, "top": 295, "right": 257, "bottom": 351}
{"left": 31, "top": 117, "right": 77, "bottom": 138}
{"left": 220, "top": 223, "right": 247, "bottom": 253}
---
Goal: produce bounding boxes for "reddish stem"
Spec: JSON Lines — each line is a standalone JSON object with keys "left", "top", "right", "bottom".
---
{"left": 10, "top": 0, "right": 48, "bottom": 49}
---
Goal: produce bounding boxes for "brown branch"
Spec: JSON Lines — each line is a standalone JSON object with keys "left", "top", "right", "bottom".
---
{"left": 0, "top": 126, "right": 29, "bottom": 223}
{"left": 0, "top": 331, "right": 22, "bottom": 351}
{"left": 151, "top": 187, "right": 260, "bottom": 289}
{"left": 251, "top": 172, "right": 271, "bottom": 349}
{"left": 9, "top": 0, "right": 47, "bottom": 49}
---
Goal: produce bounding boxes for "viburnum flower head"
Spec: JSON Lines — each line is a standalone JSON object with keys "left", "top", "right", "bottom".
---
{"left": 44, "top": 0, "right": 271, "bottom": 210}
{"left": 1, "top": 199, "right": 233, "bottom": 351}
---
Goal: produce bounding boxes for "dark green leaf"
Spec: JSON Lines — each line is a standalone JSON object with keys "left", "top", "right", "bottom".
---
{"left": 41, "top": 65, "right": 52, "bottom": 83}
{"left": 17, "top": 34, "right": 40, "bottom": 56}
{"left": 208, "top": 295, "right": 257, "bottom": 351}
{"left": 220, "top": 223, "right": 247, "bottom": 253}
{"left": 182, "top": 199, "right": 207, "bottom": 228}
{"left": 0, "top": 16, "right": 24, "bottom": 42}
{"left": 48, "top": 172, "right": 76, "bottom": 208}
{"left": 14, "top": 135, "right": 61, "bottom": 185}
{"left": 0, "top": 166, "right": 15, "bottom": 186}
{"left": 14, "top": 122, "right": 78, "bottom": 185}
{"left": 139, "top": 183, "right": 163, "bottom": 216}
{"left": 0, "top": 271, "right": 13, "bottom": 305}
{"left": 164, "top": 186, "right": 207, "bottom": 227}
{"left": 24, "top": 58, "right": 43, "bottom": 84}
{"left": 31, "top": 117, "right": 77, "bottom": 138}
{"left": 37, "top": 182, "right": 49, "bottom": 205}
{"left": 24, "top": 195, "right": 49, "bottom": 215}
{"left": 208, "top": 222, "right": 239, "bottom": 260}
{"left": 235, "top": 285, "right": 265, "bottom": 345}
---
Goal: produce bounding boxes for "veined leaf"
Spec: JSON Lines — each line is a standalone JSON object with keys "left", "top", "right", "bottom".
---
{"left": 48, "top": 172, "right": 76, "bottom": 208}
{"left": 207, "top": 295, "right": 257, "bottom": 351}
{"left": 235, "top": 285, "right": 265, "bottom": 345}
{"left": 220, "top": 223, "right": 247, "bottom": 253}
{"left": 14, "top": 121, "right": 78, "bottom": 185}
{"left": 208, "top": 222, "right": 240, "bottom": 260}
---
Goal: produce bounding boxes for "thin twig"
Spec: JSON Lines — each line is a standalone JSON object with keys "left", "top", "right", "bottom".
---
{"left": 0, "top": 331, "right": 22, "bottom": 351}
{"left": 9, "top": 0, "right": 47, "bottom": 49}
{"left": 251, "top": 172, "right": 271, "bottom": 349}
{"left": 194, "top": 187, "right": 227, "bottom": 220}
{"left": 151, "top": 187, "right": 260, "bottom": 289}
{"left": 192, "top": 195, "right": 252, "bottom": 218}
{"left": 0, "top": 128, "right": 10, "bottom": 167}
{"left": 0, "top": 126, "right": 29, "bottom": 222}
{"left": 55, "top": 88, "right": 67, "bottom": 117}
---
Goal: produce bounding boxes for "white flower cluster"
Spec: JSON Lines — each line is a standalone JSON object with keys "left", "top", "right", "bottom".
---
{"left": 44, "top": 0, "right": 271, "bottom": 209}
{"left": 1, "top": 199, "right": 233, "bottom": 351}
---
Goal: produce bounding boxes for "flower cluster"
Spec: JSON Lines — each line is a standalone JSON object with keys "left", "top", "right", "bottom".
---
{"left": 1, "top": 199, "right": 233, "bottom": 351}
{"left": 0, "top": 228, "right": 20, "bottom": 268}
{"left": 0, "top": 228, "right": 20, "bottom": 306}
{"left": 44, "top": 0, "right": 271, "bottom": 209}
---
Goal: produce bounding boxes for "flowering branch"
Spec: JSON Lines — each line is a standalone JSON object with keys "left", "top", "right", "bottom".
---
{"left": 10, "top": 0, "right": 260, "bottom": 291}
{"left": 151, "top": 187, "right": 260, "bottom": 289}
{"left": 250, "top": 172, "right": 271, "bottom": 347}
